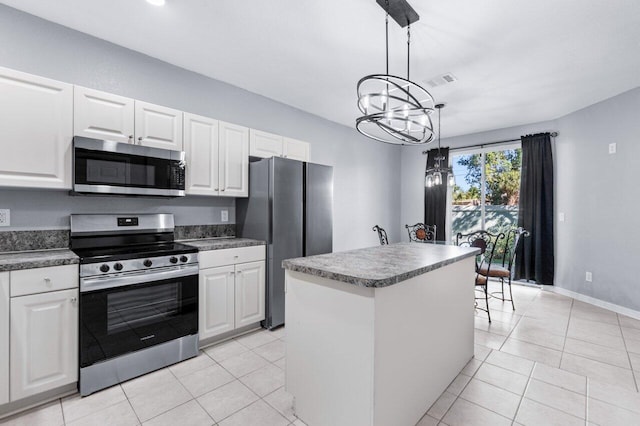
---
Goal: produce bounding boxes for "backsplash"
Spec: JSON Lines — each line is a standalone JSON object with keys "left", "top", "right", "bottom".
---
{"left": 174, "top": 224, "right": 235, "bottom": 240}
{"left": 0, "top": 225, "right": 236, "bottom": 253}
{"left": 0, "top": 229, "right": 69, "bottom": 252}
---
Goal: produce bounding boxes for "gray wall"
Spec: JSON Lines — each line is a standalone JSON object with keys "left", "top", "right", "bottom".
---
{"left": 0, "top": 5, "right": 401, "bottom": 251}
{"left": 555, "top": 87, "right": 640, "bottom": 311}
{"left": 400, "top": 87, "right": 640, "bottom": 312}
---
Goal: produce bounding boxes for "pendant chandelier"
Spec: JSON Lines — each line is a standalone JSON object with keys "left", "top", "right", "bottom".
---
{"left": 425, "top": 103, "right": 455, "bottom": 187}
{"left": 356, "top": 0, "right": 436, "bottom": 145}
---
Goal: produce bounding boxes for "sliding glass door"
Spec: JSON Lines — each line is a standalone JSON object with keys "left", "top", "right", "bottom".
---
{"left": 448, "top": 143, "right": 522, "bottom": 241}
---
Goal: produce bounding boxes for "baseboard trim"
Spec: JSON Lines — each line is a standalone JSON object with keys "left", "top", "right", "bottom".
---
{"left": 549, "top": 286, "right": 640, "bottom": 321}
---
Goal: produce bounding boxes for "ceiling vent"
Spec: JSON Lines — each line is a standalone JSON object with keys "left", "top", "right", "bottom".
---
{"left": 424, "top": 73, "right": 458, "bottom": 88}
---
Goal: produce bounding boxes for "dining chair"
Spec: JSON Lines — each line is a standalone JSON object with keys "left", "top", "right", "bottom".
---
{"left": 372, "top": 225, "right": 389, "bottom": 245}
{"left": 456, "top": 230, "right": 506, "bottom": 323}
{"left": 405, "top": 223, "right": 436, "bottom": 243}
{"left": 479, "top": 227, "right": 529, "bottom": 310}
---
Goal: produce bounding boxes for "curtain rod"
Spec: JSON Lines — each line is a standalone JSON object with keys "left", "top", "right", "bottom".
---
{"left": 422, "top": 131, "right": 558, "bottom": 154}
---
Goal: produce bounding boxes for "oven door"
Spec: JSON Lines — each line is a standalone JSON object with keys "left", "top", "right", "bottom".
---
{"left": 73, "top": 136, "right": 185, "bottom": 197}
{"left": 79, "top": 265, "right": 198, "bottom": 368}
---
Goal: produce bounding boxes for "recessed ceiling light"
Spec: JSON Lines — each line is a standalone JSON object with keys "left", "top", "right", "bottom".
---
{"left": 146, "top": 0, "right": 165, "bottom": 6}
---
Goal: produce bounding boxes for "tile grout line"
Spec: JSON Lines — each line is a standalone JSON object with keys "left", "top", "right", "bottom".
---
{"left": 585, "top": 377, "right": 589, "bottom": 426}
{"left": 617, "top": 312, "right": 640, "bottom": 392}
{"left": 511, "top": 359, "right": 536, "bottom": 424}
{"left": 558, "top": 298, "right": 575, "bottom": 369}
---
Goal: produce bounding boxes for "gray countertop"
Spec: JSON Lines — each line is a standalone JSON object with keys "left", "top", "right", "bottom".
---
{"left": 0, "top": 238, "right": 264, "bottom": 272}
{"left": 178, "top": 237, "right": 265, "bottom": 251}
{"left": 282, "top": 242, "right": 480, "bottom": 288}
{"left": 0, "top": 249, "right": 79, "bottom": 272}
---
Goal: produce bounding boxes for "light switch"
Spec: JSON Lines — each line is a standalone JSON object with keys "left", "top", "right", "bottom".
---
{"left": 609, "top": 143, "right": 617, "bottom": 154}
{"left": 559, "top": 212, "right": 565, "bottom": 222}
{"left": 221, "top": 210, "right": 229, "bottom": 222}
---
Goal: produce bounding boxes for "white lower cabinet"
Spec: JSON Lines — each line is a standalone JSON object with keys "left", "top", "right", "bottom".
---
{"left": 10, "top": 288, "right": 79, "bottom": 401}
{"left": 0, "top": 272, "right": 9, "bottom": 405}
{"left": 199, "top": 247, "right": 266, "bottom": 341}
{"left": 199, "top": 265, "right": 235, "bottom": 339}
{"left": 0, "top": 265, "right": 79, "bottom": 405}
{"left": 235, "top": 261, "right": 266, "bottom": 328}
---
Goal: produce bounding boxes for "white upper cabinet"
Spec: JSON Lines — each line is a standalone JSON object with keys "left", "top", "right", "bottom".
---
{"left": 219, "top": 121, "right": 249, "bottom": 197}
{"left": 0, "top": 67, "right": 73, "bottom": 189}
{"left": 134, "top": 101, "right": 183, "bottom": 150}
{"left": 0, "top": 273, "right": 8, "bottom": 405}
{"left": 74, "top": 86, "right": 134, "bottom": 143}
{"left": 283, "top": 137, "right": 311, "bottom": 162}
{"left": 249, "top": 128, "right": 310, "bottom": 162}
{"left": 250, "top": 130, "right": 283, "bottom": 158}
{"left": 184, "top": 113, "right": 220, "bottom": 196}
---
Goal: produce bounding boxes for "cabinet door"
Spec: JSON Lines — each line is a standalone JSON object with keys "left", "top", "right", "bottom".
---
{"left": 249, "top": 129, "right": 283, "bottom": 158}
{"left": 10, "top": 289, "right": 78, "bottom": 401}
{"left": 219, "top": 121, "right": 249, "bottom": 197}
{"left": 0, "top": 67, "right": 73, "bottom": 189}
{"left": 235, "top": 261, "right": 266, "bottom": 328}
{"left": 184, "top": 113, "right": 220, "bottom": 196}
{"left": 74, "top": 86, "right": 134, "bottom": 143}
{"left": 283, "top": 137, "right": 310, "bottom": 162}
{"left": 134, "top": 100, "right": 183, "bottom": 150}
{"left": 199, "top": 265, "right": 235, "bottom": 340}
{"left": 0, "top": 273, "right": 8, "bottom": 405}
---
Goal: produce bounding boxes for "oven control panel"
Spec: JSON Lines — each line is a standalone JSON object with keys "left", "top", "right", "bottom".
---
{"left": 80, "top": 253, "right": 198, "bottom": 278}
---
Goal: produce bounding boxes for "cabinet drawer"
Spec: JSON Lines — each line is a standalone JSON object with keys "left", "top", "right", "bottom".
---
{"left": 199, "top": 246, "right": 265, "bottom": 269}
{"left": 10, "top": 265, "right": 79, "bottom": 297}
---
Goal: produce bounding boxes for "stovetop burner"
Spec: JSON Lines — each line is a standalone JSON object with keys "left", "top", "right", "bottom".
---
{"left": 73, "top": 241, "right": 197, "bottom": 264}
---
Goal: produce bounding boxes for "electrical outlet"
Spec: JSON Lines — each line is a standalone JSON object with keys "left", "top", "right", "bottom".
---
{"left": 585, "top": 271, "right": 593, "bottom": 282}
{"left": 609, "top": 143, "right": 617, "bottom": 154}
{"left": 221, "top": 210, "right": 228, "bottom": 223}
{"left": 0, "top": 209, "right": 9, "bottom": 227}
{"left": 559, "top": 212, "right": 565, "bottom": 222}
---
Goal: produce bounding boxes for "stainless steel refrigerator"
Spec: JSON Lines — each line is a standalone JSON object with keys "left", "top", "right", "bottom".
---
{"left": 236, "top": 157, "right": 333, "bottom": 329}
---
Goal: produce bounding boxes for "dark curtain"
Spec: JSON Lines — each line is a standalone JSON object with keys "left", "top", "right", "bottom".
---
{"left": 424, "top": 147, "right": 449, "bottom": 241}
{"left": 515, "top": 133, "right": 554, "bottom": 284}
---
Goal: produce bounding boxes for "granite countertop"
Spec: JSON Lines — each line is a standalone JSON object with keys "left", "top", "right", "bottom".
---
{"left": 179, "top": 237, "right": 265, "bottom": 251}
{"left": 0, "top": 249, "right": 79, "bottom": 272}
{"left": 282, "top": 242, "right": 480, "bottom": 288}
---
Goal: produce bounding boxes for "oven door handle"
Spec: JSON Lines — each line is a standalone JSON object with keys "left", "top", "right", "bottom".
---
{"left": 80, "top": 265, "right": 199, "bottom": 293}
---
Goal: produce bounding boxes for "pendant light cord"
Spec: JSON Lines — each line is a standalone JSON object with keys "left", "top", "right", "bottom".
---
{"left": 407, "top": 24, "right": 410, "bottom": 81}
{"left": 385, "top": 1, "right": 389, "bottom": 75}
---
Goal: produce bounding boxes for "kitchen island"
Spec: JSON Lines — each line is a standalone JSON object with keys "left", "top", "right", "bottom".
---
{"left": 282, "top": 242, "right": 479, "bottom": 426}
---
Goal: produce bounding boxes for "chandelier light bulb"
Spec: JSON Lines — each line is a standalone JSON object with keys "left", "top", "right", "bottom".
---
{"left": 403, "top": 104, "right": 409, "bottom": 118}
{"left": 425, "top": 174, "right": 434, "bottom": 188}
{"left": 433, "top": 171, "right": 442, "bottom": 186}
{"left": 381, "top": 89, "right": 388, "bottom": 110}
{"left": 362, "top": 95, "right": 370, "bottom": 114}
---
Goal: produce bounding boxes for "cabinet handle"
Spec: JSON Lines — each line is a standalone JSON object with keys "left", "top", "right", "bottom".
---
{"left": 128, "top": 135, "right": 134, "bottom": 143}
{"left": 221, "top": 189, "right": 225, "bottom": 192}
{"left": 70, "top": 297, "right": 77, "bottom": 303}
{"left": 236, "top": 270, "right": 242, "bottom": 274}
{"left": 138, "top": 137, "right": 143, "bottom": 144}
{"left": 214, "top": 188, "right": 219, "bottom": 191}
{"left": 283, "top": 155, "right": 288, "bottom": 158}
{"left": 44, "top": 278, "right": 52, "bottom": 286}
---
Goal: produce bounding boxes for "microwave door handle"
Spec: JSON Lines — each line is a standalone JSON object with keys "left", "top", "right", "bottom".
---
{"left": 80, "top": 265, "right": 199, "bottom": 293}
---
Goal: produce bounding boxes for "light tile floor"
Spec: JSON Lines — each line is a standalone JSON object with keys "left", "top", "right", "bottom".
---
{"left": 3, "top": 283, "right": 640, "bottom": 425}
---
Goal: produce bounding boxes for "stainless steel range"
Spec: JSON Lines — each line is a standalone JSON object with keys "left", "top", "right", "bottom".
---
{"left": 70, "top": 214, "right": 198, "bottom": 396}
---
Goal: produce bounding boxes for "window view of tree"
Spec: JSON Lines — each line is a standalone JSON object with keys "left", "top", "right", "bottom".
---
{"left": 451, "top": 147, "right": 522, "bottom": 242}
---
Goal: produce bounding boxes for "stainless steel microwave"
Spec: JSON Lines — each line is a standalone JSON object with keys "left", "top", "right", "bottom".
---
{"left": 73, "top": 136, "right": 186, "bottom": 197}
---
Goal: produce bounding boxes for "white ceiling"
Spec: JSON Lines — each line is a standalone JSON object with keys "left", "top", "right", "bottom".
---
{"left": 3, "top": 0, "right": 640, "bottom": 138}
